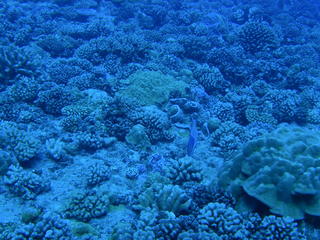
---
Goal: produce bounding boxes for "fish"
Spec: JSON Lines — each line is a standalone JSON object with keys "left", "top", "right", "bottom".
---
{"left": 187, "top": 118, "right": 198, "bottom": 156}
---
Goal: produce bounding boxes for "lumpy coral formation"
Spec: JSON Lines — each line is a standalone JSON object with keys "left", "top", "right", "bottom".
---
{"left": 219, "top": 124, "right": 320, "bottom": 219}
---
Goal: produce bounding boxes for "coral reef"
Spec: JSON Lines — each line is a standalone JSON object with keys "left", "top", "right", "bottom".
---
{"left": 166, "top": 156, "right": 203, "bottom": 185}
{"left": 0, "top": 45, "right": 38, "bottom": 83}
{"left": 4, "top": 165, "right": 50, "bottom": 200}
{"left": 238, "top": 22, "right": 278, "bottom": 53}
{"left": 64, "top": 190, "right": 109, "bottom": 222}
{"left": 198, "top": 202, "right": 249, "bottom": 239}
{"left": 86, "top": 162, "right": 111, "bottom": 187}
{"left": 10, "top": 213, "right": 72, "bottom": 240}
{"left": 0, "top": 121, "right": 40, "bottom": 164}
{"left": 0, "top": 0, "right": 319, "bottom": 238}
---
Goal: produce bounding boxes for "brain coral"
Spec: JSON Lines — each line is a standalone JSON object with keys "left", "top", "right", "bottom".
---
{"left": 219, "top": 124, "right": 320, "bottom": 219}
{"left": 117, "top": 70, "right": 187, "bottom": 106}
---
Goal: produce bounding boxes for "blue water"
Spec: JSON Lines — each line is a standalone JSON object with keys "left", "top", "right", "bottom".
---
{"left": 0, "top": 0, "right": 320, "bottom": 239}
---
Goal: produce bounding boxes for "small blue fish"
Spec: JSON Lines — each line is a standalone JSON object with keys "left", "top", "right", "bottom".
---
{"left": 187, "top": 119, "right": 198, "bottom": 156}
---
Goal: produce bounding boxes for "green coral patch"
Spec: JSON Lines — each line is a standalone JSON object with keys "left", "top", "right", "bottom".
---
{"left": 117, "top": 70, "right": 187, "bottom": 106}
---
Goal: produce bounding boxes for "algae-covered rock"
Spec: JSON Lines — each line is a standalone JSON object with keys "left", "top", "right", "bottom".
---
{"left": 125, "top": 124, "right": 151, "bottom": 150}
{"left": 71, "top": 221, "right": 98, "bottom": 237}
{"left": 0, "top": 150, "right": 12, "bottom": 175}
